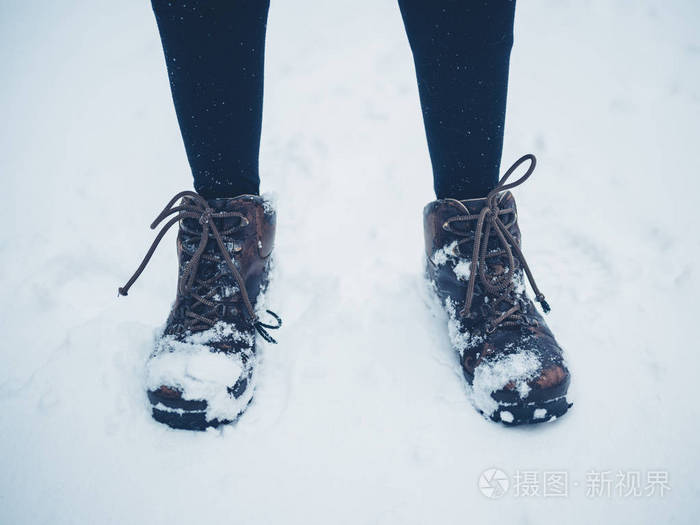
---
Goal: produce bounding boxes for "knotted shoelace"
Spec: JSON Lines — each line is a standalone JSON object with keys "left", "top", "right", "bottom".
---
{"left": 443, "top": 154, "right": 550, "bottom": 332}
{"left": 118, "top": 191, "right": 281, "bottom": 343}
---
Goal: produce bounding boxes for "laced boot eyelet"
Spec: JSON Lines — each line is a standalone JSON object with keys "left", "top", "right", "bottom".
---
{"left": 199, "top": 209, "right": 213, "bottom": 225}
{"left": 479, "top": 305, "right": 492, "bottom": 320}
{"left": 215, "top": 304, "right": 227, "bottom": 317}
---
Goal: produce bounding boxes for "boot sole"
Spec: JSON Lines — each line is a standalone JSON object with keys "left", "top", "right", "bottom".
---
{"left": 480, "top": 394, "right": 572, "bottom": 426}
{"left": 147, "top": 388, "right": 251, "bottom": 431}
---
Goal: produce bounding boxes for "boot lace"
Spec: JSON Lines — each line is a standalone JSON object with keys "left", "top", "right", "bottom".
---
{"left": 442, "top": 154, "right": 550, "bottom": 333}
{"left": 118, "top": 191, "right": 281, "bottom": 343}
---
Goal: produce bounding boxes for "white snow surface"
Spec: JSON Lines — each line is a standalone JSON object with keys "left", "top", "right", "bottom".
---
{"left": 2, "top": 1, "right": 700, "bottom": 523}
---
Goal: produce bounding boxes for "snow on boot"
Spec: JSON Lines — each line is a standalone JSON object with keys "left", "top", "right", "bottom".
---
{"left": 119, "top": 191, "right": 281, "bottom": 430}
{"left": 423, "top": 155, "right": 571, "bottom": 425}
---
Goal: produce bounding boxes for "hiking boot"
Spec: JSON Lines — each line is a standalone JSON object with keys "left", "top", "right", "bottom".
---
{"left": 119, "top": 191, "right": 281, "bottom": 430}
{"left": 423, "top": 155, "right": 571, "bottom": 425}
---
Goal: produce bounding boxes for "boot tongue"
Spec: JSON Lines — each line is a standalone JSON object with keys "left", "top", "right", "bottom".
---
{"left": 455, "top": 191, "right": 519, "bottom": 264}
{"left": 202, "top": 197, "right": 240, "bottom": 211}
{"left": 459, "top": 192, "right": 514, "bottom": 215}
{"left": 178, "top": 196, "right": 247, "bottom": 283}
{"left": 179, "top": 195, "right": 249, "bottom": 235}
{"left": 459, "top": 197, "right": 488, "bottom": 215}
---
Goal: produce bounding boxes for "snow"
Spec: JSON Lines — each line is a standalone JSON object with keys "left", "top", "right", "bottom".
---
{"left": 443, "top": 297, "right": 484, "bottom": 356}
{"left": 453, "top": 259, "right": 471, "bottom": 281}
{"left": 500, "top": 410, "right": 515, "bottom": 424}
{"left": 470, "top": 350, "right": 540, "bottom": 416}
{"left": 431, "top": 240, "right": 458, "bottom": 266}
{"left": 430, "top": 240, "right": 472, "bottom": 281}
{"left": 2, "top": 0, "right": 700, "bottom": 523}
{"left": 146, "top": 323, "right": 253, "bottom": 422}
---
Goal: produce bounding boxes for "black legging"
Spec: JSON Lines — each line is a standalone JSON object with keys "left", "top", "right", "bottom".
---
{"left": 151, "top": 0, "right": 516, "bottom": 200}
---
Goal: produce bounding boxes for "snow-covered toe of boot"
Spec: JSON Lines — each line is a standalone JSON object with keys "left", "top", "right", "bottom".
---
{"left": 423, "top": 155, "right": 572, "bottom": 426}
{"left": 119, "top": 192, "right": 281, "bottom": 430}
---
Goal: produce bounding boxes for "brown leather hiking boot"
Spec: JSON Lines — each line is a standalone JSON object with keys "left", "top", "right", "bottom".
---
{"left": 424, "top": 155, "right": 571, "bottom": 425}
{"left": 119, "top": 191, "right": 281, "bottom": 430}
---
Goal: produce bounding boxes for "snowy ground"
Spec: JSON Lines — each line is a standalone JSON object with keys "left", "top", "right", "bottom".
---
{"left": 2, "top": 0, "right": 700, "bottom": 523}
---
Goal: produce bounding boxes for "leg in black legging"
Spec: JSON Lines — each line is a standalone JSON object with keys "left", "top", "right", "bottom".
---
{"left": 398, "top": 0, "right": 516, "bottom": 200}
{"left": 151, "top": 0, "right": 270, "bottom": 198}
